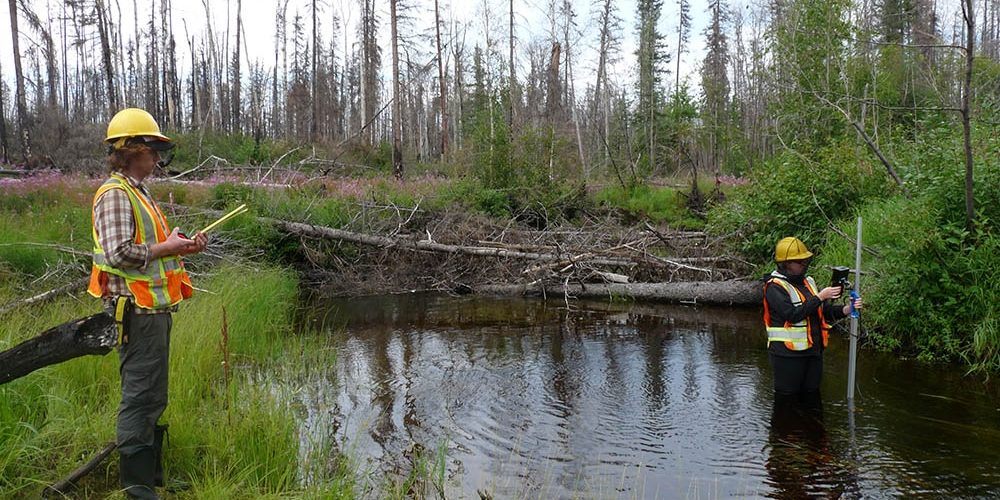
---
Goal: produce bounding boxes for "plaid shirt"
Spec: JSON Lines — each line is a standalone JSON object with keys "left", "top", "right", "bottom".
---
{"left": 93, "top": 174, "right": 176, "bottom": 314}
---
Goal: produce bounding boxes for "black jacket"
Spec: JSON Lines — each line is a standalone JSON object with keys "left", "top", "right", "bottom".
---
{"left": 762, "top": 272, "right": 847, "bottom": 357}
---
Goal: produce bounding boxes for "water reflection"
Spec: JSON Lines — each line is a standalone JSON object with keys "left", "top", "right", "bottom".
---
{"left": 290, "top": 294, "right": 1000, "bottom": 499}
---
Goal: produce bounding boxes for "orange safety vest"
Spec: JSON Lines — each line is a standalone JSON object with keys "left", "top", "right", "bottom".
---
{"left": 88, "top": 174, "right": 193, "bottom": 309}
{"left": 762, "top": 272, "right": 829, "bottom": 351}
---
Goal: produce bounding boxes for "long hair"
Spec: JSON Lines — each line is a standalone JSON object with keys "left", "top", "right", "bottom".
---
{"left": 107, "top": 143, "right": 154, "bottom": 174}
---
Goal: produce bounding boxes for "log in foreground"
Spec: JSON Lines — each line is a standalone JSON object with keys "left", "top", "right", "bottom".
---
{"left": 0, "top": 277, "right": 90, "bottom": 315}
{"left": 0, "top": 312, "right": 116, "bottom": 385}
{"left": 43, "top": 442, "right": 118, "bottom": 498}
{"left": 475, "top": 280, "right": 762, "bottom": 306}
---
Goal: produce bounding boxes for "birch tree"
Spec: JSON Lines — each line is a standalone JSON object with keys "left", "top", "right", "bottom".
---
{"left": 434, "top": 0, "right": 447, "bottom": 158}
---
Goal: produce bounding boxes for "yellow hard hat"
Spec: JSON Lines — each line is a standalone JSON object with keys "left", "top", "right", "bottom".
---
{"left": 105, "top": 108, "right": 171, "bottom": 149}
{"left": 774, "top": 237, "right": 813, "bottom": 262}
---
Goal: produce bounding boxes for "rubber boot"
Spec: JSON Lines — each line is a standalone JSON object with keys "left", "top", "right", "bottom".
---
{"left": 153, "top": 424, "right": 167, "bottom": 488}
{"left": 120, "top": 447, "right": 161, "bottom": 499}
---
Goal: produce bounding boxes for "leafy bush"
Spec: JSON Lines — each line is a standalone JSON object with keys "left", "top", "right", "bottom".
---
{"left": 595, "top": 184, "right": 704, "bottom": 228}
{"left": 707, "top": 140, "right": 893, "bottom": 263}
{"left": 211, "top": 182, "right": 257, "bottom": 210}
{"left": 800, "top": 119, "right": 1000, "bottom": 371}
{"left": 473, "top": 188, "right": 514, "bottom": 219}
{"left": 169, "top": 132, "right": 306, "bottom": 168}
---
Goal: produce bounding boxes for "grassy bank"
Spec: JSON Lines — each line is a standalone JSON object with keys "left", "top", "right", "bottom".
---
{"left": 0, "top": 177, "right": 482, "bottom": 498}
{"left": 0, "top": 263, "right": 360, "bottom": 498}
{"left": 0, "top": 174, "right": 354, "bottom": 496}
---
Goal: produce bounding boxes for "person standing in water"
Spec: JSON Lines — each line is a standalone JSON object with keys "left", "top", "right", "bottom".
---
{"left": 762, "top": 237, "right": 863, "bottom": 398}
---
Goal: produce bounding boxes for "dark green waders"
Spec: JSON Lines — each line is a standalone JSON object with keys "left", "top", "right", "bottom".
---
{"left": 116, "top": 309, "right": 172, "bottom": 500}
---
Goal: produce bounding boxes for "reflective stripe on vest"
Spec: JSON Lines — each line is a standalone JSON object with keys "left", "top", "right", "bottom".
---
{"left": 88, "top": 174, "right": 193, "bottom": 309}
{"left": 764, "top": 273, "right": 823, "bottom": 351}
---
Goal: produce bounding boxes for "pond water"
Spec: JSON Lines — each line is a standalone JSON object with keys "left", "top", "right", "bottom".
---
{"left": 295, "top": 293, "right": 1000, "bottom": 499}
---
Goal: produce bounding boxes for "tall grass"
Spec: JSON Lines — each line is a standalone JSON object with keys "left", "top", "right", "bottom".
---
{"left": 595, "top": 183, "right": 717, "bottom": 228}
{"left": 0, "top": 258, "right": 356, "bottom": 498}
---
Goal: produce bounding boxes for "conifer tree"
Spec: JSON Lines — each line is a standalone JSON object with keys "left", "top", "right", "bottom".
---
{"left": 701, "top": 0, "right": 730, "bottom": 173}
{"left": 635, "top": 0, "right": 669, "bottom": 174}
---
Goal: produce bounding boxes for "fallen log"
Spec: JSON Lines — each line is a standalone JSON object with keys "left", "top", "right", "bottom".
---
{"left": 0, "top": 169, "right": 32, "bottom": 177}
{"left": 43, "top": 442, "right": 118, "bottom": 498}
{"left": 0, "top": 312, "right": 116, "bottom": 385}
{"left": 0, "top": 277, "right": 90, "bottom": 315}
{"left": 474, "top": 280, "right": 762, "bottom": 306}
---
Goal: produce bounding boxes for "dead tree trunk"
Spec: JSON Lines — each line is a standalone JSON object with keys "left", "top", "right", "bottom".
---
{"left": 233, "top": 0, "right": 243, "bottom": 133}
{"left": 390, "top": 0, "right": 404, "bottom": 180}
{"left": 0, "top": 277, "right": 90, "bottom": 315}
{"left": 0, "top": 312, "right": 116, "bottom": 386}
{"left": 508, "top": 0, "right": 515, "bottom": 135}
{"left": 8, "top": 0, "right": 32, "bottom": 158}
{"left": 95, "top": 0, "right": 119, "bottom": 115}
{"left": 309, "top": 0, "right": 317, "bottom": 141}
{"left": 434, "top": 0, "right": 447, "bottom": 159}
{"left": 0, "top": 54, "right": 8, "bottom": 162}
{"left": 164, "top": 203, "right": 729, "bottom": 274}
{"left": 961, "top": 0, "right": 976, "bottom": 233}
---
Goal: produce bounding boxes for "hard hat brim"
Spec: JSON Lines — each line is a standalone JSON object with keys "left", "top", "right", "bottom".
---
{"left": 776, "top": 250, "right": 813, "bottom": 262}
{"left": 106, "top": 131, "right": 172, "bottom": 143}
{"left": 144, "top": 138, "right": 175, "bottom": 151}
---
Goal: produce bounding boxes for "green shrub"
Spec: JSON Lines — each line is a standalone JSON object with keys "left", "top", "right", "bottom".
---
{"left": 708, "top": 140, "right": 893, "bottom": 263}
{"left": 169, "top": 132, "right": 305, "bottom": 168}
{"left": 211, "top": 183, "right": 258, "bottom": 210}
{"left": 473, "top": 188, "right": 514, "bottom": 219}
{"left": 595, "top": 184, "right": 703, "bottom": 228}
{"left": 816, "top": 155, "right": 1000, "bottom": 371}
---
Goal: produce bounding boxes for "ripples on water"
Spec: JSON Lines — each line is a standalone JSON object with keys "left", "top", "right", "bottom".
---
{"left": 288, "top": 294, "right": 1000, "bottom": 499}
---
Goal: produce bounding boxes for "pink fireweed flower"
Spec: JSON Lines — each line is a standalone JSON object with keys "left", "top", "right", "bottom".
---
{"left": 0, "top": 171, "right": 99, "bottom": 204}
{"left": 715, "top": 175, "right": 750, "bottom": 186}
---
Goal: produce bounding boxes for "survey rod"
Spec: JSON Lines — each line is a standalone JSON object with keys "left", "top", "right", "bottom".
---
{"left": 847, "top": 216, "right": 862, "bottom": 405}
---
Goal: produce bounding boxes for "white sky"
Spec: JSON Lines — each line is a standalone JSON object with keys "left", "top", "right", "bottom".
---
{"left": 0, "top": 0, "right": 713, "bottom": 106}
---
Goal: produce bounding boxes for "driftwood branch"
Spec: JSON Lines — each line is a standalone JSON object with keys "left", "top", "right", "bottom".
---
{"left": 0, "top": 312, "right": 116, "bottom": 385}
{"left": 279, "top": 220, "right": 739, "bottom": 272}
{"left": 0, "top": 242, "right": 90, "bottom": 258}
{"left": 166, "top": 154, "right": 230, "bottom": 180}
{"left": 0, "top": 169, "right": 32, "bottom": 177}
{"left": 0, "top": 277, "right": 90, "bottom": 315}
{"left": 475, "top": 280, "right": 761, "bottom": 306}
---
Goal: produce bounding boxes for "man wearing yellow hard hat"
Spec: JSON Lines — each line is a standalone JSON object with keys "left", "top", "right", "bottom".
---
{"left": 89, "top": 108, "right": 207, "bottom": 499}
{"left": 762, "top": 237, "right": 863, "bottom": 399}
